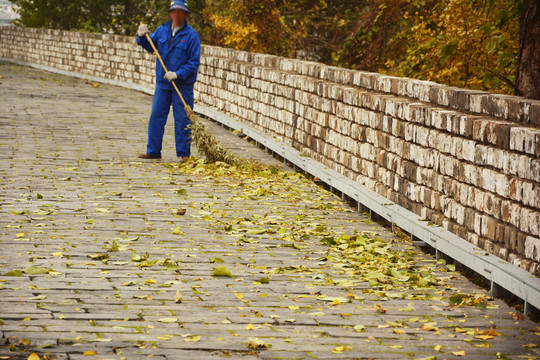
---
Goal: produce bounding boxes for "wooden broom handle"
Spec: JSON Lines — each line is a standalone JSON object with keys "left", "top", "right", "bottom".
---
{"left": 145, "top": 32, "right": 188, "bottom": 108}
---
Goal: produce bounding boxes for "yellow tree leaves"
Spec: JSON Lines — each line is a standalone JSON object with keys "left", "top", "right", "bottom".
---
{"left": 207, "top": 0, "right": 292, "bottom": 55}
{"left": 394, "top": 0, "right": 520, "bottom": 94}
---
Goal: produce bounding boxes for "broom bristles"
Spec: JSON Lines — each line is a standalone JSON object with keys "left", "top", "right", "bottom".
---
{"left": 185, "top": 106, "right": 247, "bottom": 166}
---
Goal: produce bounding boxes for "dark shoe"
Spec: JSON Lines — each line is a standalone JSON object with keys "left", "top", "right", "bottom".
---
{"left": 179, "top": 156, "right": 190, "bottom": 164}
{"left": 139, "top": 153, "right": 161, "bottom": 159}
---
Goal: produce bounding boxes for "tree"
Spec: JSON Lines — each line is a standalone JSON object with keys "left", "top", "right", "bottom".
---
{"left": 10, "top": 0, "right": 533, "bottom": 98}
{"left": 391, "top": 0, "right": 521, "bottom": 95}
{"left": 11, "top": 0, "right": 120, "bottom": 32}
{"left": 11, "top": 0, "right": 175, "bottom": 35}
{"left": 206, "top": 0, "right": 292, "bottom": 55}
{"left": 516, "top": 0, "right": 540, "bottom": 100}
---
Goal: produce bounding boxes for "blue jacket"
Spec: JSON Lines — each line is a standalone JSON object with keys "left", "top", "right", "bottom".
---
{"left": 137, "top": 20, "right": 201, "bottom": 90}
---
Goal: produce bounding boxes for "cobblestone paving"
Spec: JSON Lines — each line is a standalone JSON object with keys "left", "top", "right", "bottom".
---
{"left": 0, "top": 63, "right": 539, "bottom": 360}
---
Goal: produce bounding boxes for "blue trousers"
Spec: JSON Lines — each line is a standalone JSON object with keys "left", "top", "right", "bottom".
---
{"left": 146, "top": 85, "right": 194, "bottom": 158}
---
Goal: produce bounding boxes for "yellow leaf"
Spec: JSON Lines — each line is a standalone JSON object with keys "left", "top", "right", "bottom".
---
{"left": 83, "top": 351, "right": 97, "bottom": 355}
{"left": 452, "top": 350, "right": 466, "bottom": 356}
{"left": 248, "top": 337, "right": 270, "bottom": 349}
{"left": 245, "top": 323, "right": 255, "bottom": 330}
{"left": 59, "top": 315, "right": 66, "bottom": 320}
{"left": 475, "top": 335, "right": 494, "bottom": 340}
{"left": 173, "top": 227, "right": 183, "bottom": 235}
{"left": 388, "top": 344, "right": 403, "bottom": 349}
{"left": 478, "top": 326, "right": 501, "bottom": 336}
{"left": 145, "top": 278, "right": 157, "bottom": 284}
{"left": 51, "top": 252, "right": 63, "bottom": 257}
{"left": 421, "top": 322, "right": 439, "bottom": 331}
{"left": 332, "top": 345, "right": 353, "bottom": 353}
{"left": 175, "top": 290, "right": 183, "bottom": 303}
{"left": 354, "top": 325, "right": 366, "bottom": 332}
{"left": 213, "top": 266, "right": 233, "bottom": 277}
{"left": 288, "top": 306, "right": 299, "bottom": 311}
{"left": 393, "top": 329, "right": 406, "bottom": 334}
{"left": 184, "top": 335, "right": 201, "bottom": 342}
{"left": 474, "top": 343, "right": 493, "bottom": 348}
{"left": 157, "top": 317, "right": 178, "bottom": 323}
{"left": 434, "top": 344, "right": 442, "bottom": 352}
{"left": 27, "top": 353, "right": 40, "bottom": 360}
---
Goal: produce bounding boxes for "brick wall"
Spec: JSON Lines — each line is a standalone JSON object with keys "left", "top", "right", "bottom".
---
{"left": 1, "top": 26, "right": 539, "bottom": 276}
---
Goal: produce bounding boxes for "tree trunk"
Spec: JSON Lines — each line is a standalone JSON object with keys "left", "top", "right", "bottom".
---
{"left": 516, "top": 0, "right": 540, "bottom": 100}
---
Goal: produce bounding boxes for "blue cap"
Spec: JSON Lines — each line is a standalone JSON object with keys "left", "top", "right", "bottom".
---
{"left": 169, "top": 0, "right": 189, "bottom": 12}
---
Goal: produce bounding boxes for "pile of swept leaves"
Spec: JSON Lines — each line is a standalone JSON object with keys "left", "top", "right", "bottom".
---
{"left": 188, "top": 110, "right": 247, "bottom": 166}
{"left": 166, "top": 158, "right": 497, "bottom": 308}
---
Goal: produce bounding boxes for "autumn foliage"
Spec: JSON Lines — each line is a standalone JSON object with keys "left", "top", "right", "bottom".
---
{"left": 11, "top": 0, "right": 525, "bottom": 96}
{"left": 204, "top": 0, "right": 522, "bottom": 95}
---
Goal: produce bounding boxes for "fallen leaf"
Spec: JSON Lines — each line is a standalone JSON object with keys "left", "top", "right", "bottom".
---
{"left": 158, "top": 317, "right": 178, "bottom": 323}
{"left": 421, "top": 322, "right": 439, "bottom": 331}
{"left": 475, "top": 335, "right": 494, "bottom": 340}
{"left": 184, "top": 335, "right": 200, "bottom": 342}
{"left": 212, "top": 266, "right": 233, "bottom": 277}
{"left": 172, "top": 227, "right": 184, "bottom": 235}
{"left": 354, "top": 325, "right": 366, "bottom": 332}
{"left": 27, "top": 354, "right": 40, "bottom": 360}
{"left": 22, "top": 267, "right": 49, "bottom": 275}
{"left": 317, "top": 296, "right": 351, "bottom": 303}
{"left": 5, "top": 270, "right": 23, "bottom": 277}
{"left": 175, "top": 290, "right": 183, "bottom": 303}
{"left": 247, "top": 338, "right": 270, "bottom": 349}
{"left": 332, "top": 345, "right": 353, "bottom": 354}
{"left": 83, "top": 351, "right": 97, "bottom": 355}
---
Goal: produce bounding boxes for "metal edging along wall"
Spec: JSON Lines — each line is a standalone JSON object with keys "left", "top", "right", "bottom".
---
{"left": 194, "top": 103, "right": 540, "bottom": 313}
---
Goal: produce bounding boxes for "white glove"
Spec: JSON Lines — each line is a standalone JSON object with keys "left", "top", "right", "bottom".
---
{"left": 164, "top": 71, "right": 178, "bottom": 82}
{"left": 138, "top": 24, "right": 149, "bottom": 37}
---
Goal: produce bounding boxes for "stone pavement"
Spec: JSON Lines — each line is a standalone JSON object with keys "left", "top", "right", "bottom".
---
{"left": 0, "top": 62, "right": 538, "bottom": 360}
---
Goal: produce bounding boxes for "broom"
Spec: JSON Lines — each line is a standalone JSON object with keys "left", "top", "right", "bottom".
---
{"left": 144, "top": 33, "right": 245, "bottom": 166}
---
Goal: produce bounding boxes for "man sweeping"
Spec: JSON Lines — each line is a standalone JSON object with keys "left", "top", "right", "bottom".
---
{"left": 136, "top": 0, "right": 201, "bottom": 163}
